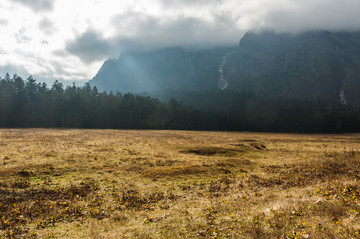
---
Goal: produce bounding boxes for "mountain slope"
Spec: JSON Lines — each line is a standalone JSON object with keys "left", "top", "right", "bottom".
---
{"left": 89, "top": 30, "right": 360, "bottom": 105}
{"left": 89, "top": 47, "right": 234, "bottom": 93}
{"left": 227, "top": 31, "right": 360, "bottom": 104}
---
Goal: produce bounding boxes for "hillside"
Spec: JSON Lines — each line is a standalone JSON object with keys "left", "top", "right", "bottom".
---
{"left": 227, "top": 31, "right": 360, "bottom": 105}
{"left": 89, "top": 47, "right": 234, "bottom": 93}
{"left": 90, "top": 30, "right": 360, "bottom": 105}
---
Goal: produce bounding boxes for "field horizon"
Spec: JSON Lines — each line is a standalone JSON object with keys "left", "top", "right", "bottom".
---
{"left": 1, "top": 129, "right": 360, "bottom": 238}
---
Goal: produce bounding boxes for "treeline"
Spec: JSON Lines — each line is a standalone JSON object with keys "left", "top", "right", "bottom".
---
{"left": 1, "top": 73, "right": 360, "bottom": 132}
{"left": 0, "top": 74, "right": 226, "bottom": 130}
{"left": 160, "top": 90, "right": 360, "bottom": 132}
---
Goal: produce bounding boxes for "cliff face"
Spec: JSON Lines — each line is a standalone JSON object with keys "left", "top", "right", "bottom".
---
{"left": 89, "top": 47, "right": 233, "bottom": 93}
{"left": 89, "top": 30, "right": 360, "bottom": 105}
{"left": 226, "top": 31, "right": 360, "bottom": 104}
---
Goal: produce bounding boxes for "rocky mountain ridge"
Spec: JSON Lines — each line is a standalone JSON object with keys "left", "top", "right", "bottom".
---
{"left": 89, "top": 30, "right": 360, "bottom": 105}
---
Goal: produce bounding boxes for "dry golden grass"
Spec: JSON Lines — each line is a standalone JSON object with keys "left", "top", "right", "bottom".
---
{"left": 1, "top": 129, "right": 360, "bottom": 238}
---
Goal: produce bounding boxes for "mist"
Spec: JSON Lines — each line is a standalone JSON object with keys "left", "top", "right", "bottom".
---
{"left": 1, "top": 0, "right": 360, "bottom": 81}
{"left": 65, "top": 0, "right": 360, "bottom": 64}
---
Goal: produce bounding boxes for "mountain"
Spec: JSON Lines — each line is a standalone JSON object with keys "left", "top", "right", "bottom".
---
{"left": 89, "top": 47, "right": 234, "bottom": 93}
{"left": 89, "top": 30, "right": 360, "bottom": 105}
{"left": 227, "top": 31, "right": 360, "bottom": 105}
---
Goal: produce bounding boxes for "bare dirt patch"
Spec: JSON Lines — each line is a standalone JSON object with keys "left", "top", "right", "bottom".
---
{"left": 180, "top": 146, "right": 242, "bottom": 157}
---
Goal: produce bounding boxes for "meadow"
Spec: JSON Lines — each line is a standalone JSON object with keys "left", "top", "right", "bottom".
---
{"left": 1, "top": 129, "right": 360, "bottom": 238}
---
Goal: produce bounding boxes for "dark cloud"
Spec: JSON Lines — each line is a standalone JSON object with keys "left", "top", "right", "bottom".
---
{"left": 111, "top": 11, "right": 242, "bottom": 49}
{"left": 13, "top": 0, "right": 55, "bottom": 12}
{"left": 66, "top": 12, "right": 242, "bottom": 64}
{"left": 38, "top": 18, "right": 56, "bottom": 35}
{"left": 65, "top": 0, "right": 360, "bottom": 65}
{"left": 259, "top": 0, "right": 360, "bottom": 33}
{"left": 66, "top": 30, "right": 117, "bottom": 63}
{"left": 156, "top": 0, "right": 360, "bottom": 34}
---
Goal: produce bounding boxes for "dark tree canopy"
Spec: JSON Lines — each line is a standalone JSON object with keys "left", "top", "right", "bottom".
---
{"left": 0, "top": 74, "right": 359, "bottom": 132}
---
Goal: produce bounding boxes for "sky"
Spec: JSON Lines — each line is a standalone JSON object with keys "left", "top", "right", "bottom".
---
{"left": 1, "top": 0, "right": 360, "bottom": 85}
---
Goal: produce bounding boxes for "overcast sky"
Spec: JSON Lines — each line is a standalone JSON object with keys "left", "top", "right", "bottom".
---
{"left": 1, "top": 0, "right": 360, "bottom": 84}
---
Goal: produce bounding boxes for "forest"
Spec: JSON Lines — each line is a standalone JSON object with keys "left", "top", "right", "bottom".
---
{"left": 1, "top": 73, "right": 360, "bottom": 132}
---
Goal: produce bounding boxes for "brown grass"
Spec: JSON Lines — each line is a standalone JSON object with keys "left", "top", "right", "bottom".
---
{"left": 1, "top": 129, "right": 360, "bottom": 238}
